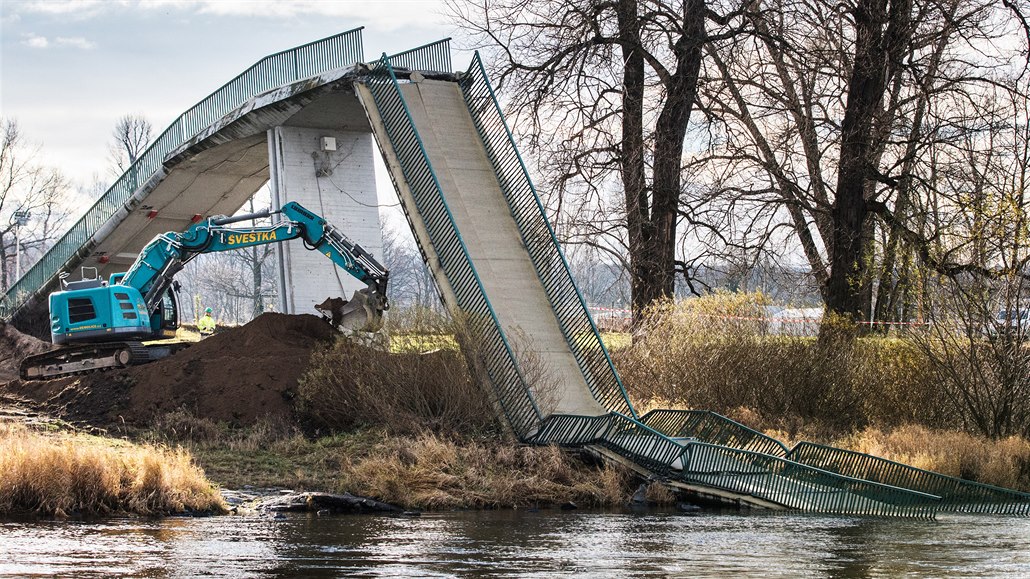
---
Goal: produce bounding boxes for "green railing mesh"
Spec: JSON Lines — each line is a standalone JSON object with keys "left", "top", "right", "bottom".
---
{"left": 1, "top": 28, "right": 365, "bottom": 320}
{"left": 362, "top": 54, "right": 542, "bottom": 438}
{"left": 388, "top": 39, "right": 452, "bottom": 74}
{"left": 641, "top": 409, "right": 790, "bottom": 457}
{"left": 788, "top": 441, "right": 1030, "bottom": 515}
{"left": 458, "top": 52, "right": 635, "bottom": 417}
{"left": 533, "top": 413, "right": 939, "bottom": 517}
{"left": 679, "top": 442, "right": 939, "bottom": 517}
{"left": 535, "top": 413, "right": 686, "bottom": 474}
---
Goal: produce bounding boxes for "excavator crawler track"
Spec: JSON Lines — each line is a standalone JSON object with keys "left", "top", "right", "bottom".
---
{"left": 19, "top": 341, "right": 187, "bottom": 381}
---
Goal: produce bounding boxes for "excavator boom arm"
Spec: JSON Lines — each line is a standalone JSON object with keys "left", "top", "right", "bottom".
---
{"left": 120, "top": 201, "right": 389, "bottom": 315}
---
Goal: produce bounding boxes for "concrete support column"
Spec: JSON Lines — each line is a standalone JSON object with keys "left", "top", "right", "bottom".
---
{"left": 267, "top": 126, "right": 382, "bottom": 315}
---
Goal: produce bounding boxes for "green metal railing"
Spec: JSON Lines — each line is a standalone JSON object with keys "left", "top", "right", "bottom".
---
{"left": 535, "top": 413, "right": 686, "bottom": 474}
{"left": 533, "top": 412, "right": 939, "bottom": 517}
{"left": 0, "top": 28, "right": 366, "bottom": 321}
{"left": 642, "top": 410, "right": 1030, "bottom": 514}
{"left": 459, "top": 52, "right": 635, "bottom": 417}
{"left": 679, "top": 442, "right": 939, "bottom": 517}
{"left": 389, "top": 39, "right": 452, "bottom": 74}
{"left": 788, "top": 441, "right": 1030, "bottom": 515}
{"left": 641, "top": 409, "right": 790, "bottom": 457}
{"left": 363, "top": 54, "right": 542, "bottom": 438}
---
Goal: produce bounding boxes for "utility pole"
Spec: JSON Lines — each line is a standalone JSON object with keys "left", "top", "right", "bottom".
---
{"left": 12, "top": 210, "right": 30, "bottom": 281}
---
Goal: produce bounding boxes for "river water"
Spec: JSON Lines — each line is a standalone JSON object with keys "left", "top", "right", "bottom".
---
{"left": 2, "top": 509, "right": 1029, "bottom": 577}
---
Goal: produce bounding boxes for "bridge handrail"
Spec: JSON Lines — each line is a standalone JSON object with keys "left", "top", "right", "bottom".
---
{"left": 1, "top": 28, "right": 366, "bottom": 320}
{"left": 788, "top": 441, "right": 1030, "bottom": 515}
{"left": 640, "top": 408, "right": 790, "bottom": 457}
{"left": 680, "top": 441, "right": 940, "bottom": 517}
{"left": 536, "top": 412, "right": 940, "bottom": 517}
{"left": 458, "top": 51, "right": 635, "bottom": 417}
{"left": 388, "top": 39, "right": 452, "bottom": 74}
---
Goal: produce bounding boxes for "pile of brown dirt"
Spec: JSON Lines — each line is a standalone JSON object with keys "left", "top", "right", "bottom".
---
{"left": 1, "top": 313, "right": 335, "bottom": 427}
{"left": 0, "top": 322, "right": 53, "bottom": 384}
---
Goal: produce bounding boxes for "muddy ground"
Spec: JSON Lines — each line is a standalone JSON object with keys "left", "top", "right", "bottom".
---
{"left": 0, "top": 313, "right": 335, "bottom": 427}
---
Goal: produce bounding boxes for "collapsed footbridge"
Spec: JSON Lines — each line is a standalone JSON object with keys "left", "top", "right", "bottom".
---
{"left": 4, "top": 31, "right": 1028, "bottom": 517}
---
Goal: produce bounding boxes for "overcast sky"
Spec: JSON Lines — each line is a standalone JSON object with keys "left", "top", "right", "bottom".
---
{"left": 0, "top": 0, "right": 464, "bottom": 193}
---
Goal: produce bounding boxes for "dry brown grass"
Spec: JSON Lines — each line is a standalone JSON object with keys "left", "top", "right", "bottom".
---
{"left": 142, "top": 409, "right": 641, "bottom": 509}
{"left": 833, "top": 424, "right": 1030, "bottom": 491}
{"left": 0, "top": 423, "right": 226, "bottom": 517}
{"left": 338, "top": 432, "right": 632, "bottom": 509}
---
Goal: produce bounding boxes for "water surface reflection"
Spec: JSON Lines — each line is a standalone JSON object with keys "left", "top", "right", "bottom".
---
{"left": 2, "top": 510, "right": 1028, "bottom": 577}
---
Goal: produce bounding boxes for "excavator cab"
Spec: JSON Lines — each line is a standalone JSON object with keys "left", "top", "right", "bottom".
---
{"left": 49, "top": 270, "right": 182, "bottom": 346}
{"left": 155, "top": 284, "right": 181, "bottom": 338}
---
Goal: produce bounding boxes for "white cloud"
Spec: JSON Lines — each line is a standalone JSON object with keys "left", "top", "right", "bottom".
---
{"left": 16, "top": 33, "right": 96, "bottom": 50}
{"left": 55, "top": 36, "right": 97, "bottom": 49}
{"left": 17, "top": 0, "right": 119, "bottom": 16}
{"left": 147, "top": 0, "right": 448, "bottom": 30}
{"left": 8, "top": 0, "right": 448, "bottom": 33}
{"left": 21, "top": 33, "right": 48, "bottom": 48}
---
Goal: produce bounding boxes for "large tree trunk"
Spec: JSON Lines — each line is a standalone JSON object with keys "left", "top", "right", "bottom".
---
{"left": 826, "top": 0, "right": 911, "bottom": 323}
{"left": 622, "top": 0, "right": 707, "bottom": 324}
{"left": 617, "top": 0, "right": 650, "bottom": 322}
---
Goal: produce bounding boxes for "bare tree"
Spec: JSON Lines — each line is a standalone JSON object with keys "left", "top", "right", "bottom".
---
{"left": 450, "top": 0, "right": 752, "bottom": 324}
{"left": 687, "top": 0, "right": 1030, "bottom": 330}
{"left": 176, "top": 192, "right": 279, "bottom": 325}
{"left": 109, "top": 113, "right": 152, "bottom": 176}
{"left": 382, "top": 222, "right": 441, "bottom": 311}
{"left": 0, "top": 118, "right": 72, "bottom": 292}
{"left": 232, "top": 196, "right": 276, "bottom": 317}
{"left": 453, "top": 0, "right": 1030, "bottom": 336}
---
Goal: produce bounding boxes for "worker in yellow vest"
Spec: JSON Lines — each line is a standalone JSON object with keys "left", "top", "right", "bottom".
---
{"left": 197, "top": 307, "right": 216, "bottom": 336}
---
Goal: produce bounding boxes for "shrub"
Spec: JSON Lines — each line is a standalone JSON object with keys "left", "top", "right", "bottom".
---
{"left": 299, "top": 335, "right": 499, "bottom": 436}
{"left": 615, "top": 294, "right": 942, "bottom": 433}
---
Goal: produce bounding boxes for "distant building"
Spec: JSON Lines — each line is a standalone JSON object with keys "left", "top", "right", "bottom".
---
{"left": 764, "top": 306, "right": 822, "bottom": 336}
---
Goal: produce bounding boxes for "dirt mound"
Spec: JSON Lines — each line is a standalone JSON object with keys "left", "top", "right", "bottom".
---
{"left": 0, "top": 322, "right": 53, "bottom": 384}
{"left": 2, "top": 313, "right": 335, "bottom": 426}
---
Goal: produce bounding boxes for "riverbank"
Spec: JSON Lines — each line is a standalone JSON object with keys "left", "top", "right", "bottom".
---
{"left": 142, "top": 416, "right": 643, "bottom": 511}
{"left": 0, "top": 420, "right": 225, "bottom": 517}
{"left": 0, "top": 407, "right": 653, "bottom": 517}
{"left": 4, "top": 302, "right": 1030, "bottom": 518}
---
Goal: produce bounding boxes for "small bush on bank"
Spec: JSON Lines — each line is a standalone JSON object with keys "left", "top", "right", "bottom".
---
{"left": 0, "top": 423, "right": 225, "bottom": 517}
{"left": 299, "top": 336, "right": 499, "bottom": 436}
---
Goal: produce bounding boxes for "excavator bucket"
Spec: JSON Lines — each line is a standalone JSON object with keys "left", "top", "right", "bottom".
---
{"left": 315, "top": 289, "right": 385, "bottom": 333}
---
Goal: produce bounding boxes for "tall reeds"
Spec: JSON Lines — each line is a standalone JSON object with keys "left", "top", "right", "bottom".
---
{"left": 0, "top": 423, "right": 225, "bottom": 517}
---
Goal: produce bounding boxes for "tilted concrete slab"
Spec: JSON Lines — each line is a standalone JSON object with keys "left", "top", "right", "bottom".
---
{"left": 359, "top": 77, "right": 607, "bottom": 418}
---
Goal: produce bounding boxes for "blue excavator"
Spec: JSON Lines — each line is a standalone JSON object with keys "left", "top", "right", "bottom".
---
{"left": 19, "top": 201, "right": 389, "bottom": 380}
